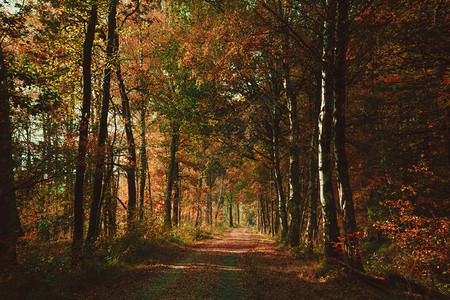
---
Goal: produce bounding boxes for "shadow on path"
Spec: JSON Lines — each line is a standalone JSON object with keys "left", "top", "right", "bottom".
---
{"left": 82, "top": 227, "right": 407, "bottom": 299}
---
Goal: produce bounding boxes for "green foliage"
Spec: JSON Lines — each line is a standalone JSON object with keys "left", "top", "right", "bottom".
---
{"left": 98, "top": 227, "right": 161, "bottom": 265}
{"left": 1, "top": 0, "right": 448, "bottom": 296}
{"left": 1, "top": 218, "right": 229, "bottom": 298}
{"left": 314, "top": 259, "right": 344, "bottom": 280}
{"left": 169, "top": 223, "right": 225, "bottom": 243}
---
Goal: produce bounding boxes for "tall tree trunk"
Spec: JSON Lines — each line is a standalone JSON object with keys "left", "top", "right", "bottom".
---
{"left": 106, "top": 105, "right": 120, "bottom": 237}
{"left": 274, "top": 190, "right": 280, "bottom": 234}
{"left": 206, "top": 183, "right": 211, "bottom": 226}
{"left": 307, "top": 126, "right": 319, "bottom": 252}
{"left": 86, "top": 0, "right": 117, "bottom": 246}
{"left": 215, "top": 174, "right": 224, "bottom": 224}
{"left": 172, "top": 161, "right": 180, "bottom": 226}
{"left": 447, "top": 106, "right": 450, "bottom": 168}
{"left": 205, "top": 172, "right": 214, "bottom": 226}
{"left": 257, "top": 198, "right": 261, "bottom": 232}
{"left": 237, "top": 202, "right": 240, "bottom": 225}
{"left": 282, "top": 30, "right": 301, "bottom": 247}
{"left": 110, "top": 171, "right": 120, "bottom": 236}
{"left": 334, "top": 0, "right": 362, "bottom": 270}
{"left": 270, "top": 170, "right": 280, "bottom": 235}
{"left": 0, "top": 46, "right": 23, "bottom": 269}
{"left": 164, "top": 125, "right": 179, "bottom": 228}
{"left": 266, "top": 198, "right": 272, "bottom": 234}
{"left": 72, "top": 3, "right": 98, "bottom": 265}
{"left": 229, "top": 200, "right": 233, "bottom": 228}
{"left": 260, "top": 195, "right": 267, "bottom": 232}
{"left": 147, "top": 166, "right": 152, "bottom": 213}
{"left": 319, "top": 0, "right": 340, "bottom": 261}
{"left": 115, "top": 40, "right": 137, "bottom": 226}
{"left": 103, "top": 150, "right": 116, "bottom": 237}
{"left": 307, "top": 71, "right": 321, "bottom": 253}
{"left": 139, "top": 106, "right": 148, "bottom": 220}
{"left": 272, "top": 104, "right": 288, "bottom": 241}
{"left": 195, "top": 177, "right": 202, "bottom": 227}
{"left": 299, "top": 171, "right": 311, "bottom": 234}
{"left": 271, "top": 199, "right": 274, "bottom": 236}
{"left": 206, "top": 191, "right": 212, "bottom": 226}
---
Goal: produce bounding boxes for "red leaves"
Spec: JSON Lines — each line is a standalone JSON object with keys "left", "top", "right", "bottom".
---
{"left": 375, "top": 199, "right": 449, "bottom": 280}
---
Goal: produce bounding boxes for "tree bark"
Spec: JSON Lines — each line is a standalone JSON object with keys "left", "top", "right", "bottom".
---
{"left": 86, "top": 0, "right": 117, "bottom": 246}
{"left": 270, "top": 199, "right": 274, "bottom": 236}
{"left": 0, "top": 46, "right": 22, "bottom": 269}
{"left": 103, "top": 151, "right": 116, "bottom": 237}
{"left": 229, "top": 201, "right": 233, "bottom": 228}
{"left": 195, "top": 177, "right": 202, "bottom": 227}
{"left": 237, "top": 202, "right": 240, "bottom": 225}
{"left": 259, "top": 195, "right": 264, "bottom": 232}
{"left": 172, "top": 161, "right": 180, "bottom": 226}
{"left": 147, "top": 165, "right": 153, "bottom": 213}
{"left": 164, "top": 125, "right": 179, "bottom": 228}
{"left": 272, "top": 104, "right": 288, "bottom": 241}
{"left": 307, "top": 125, "right": 319, "bottom": 252}
{"left": 266, "top": 197, "right": 272, "bottom": 234}
{"left": 206, "top": 173, "right": 213, "bottom": 226}
{"left": 319, "top": 0, "right": 340, "bottom": 261}
{"left": 273, "top": 191, "right": 280, "bottom": 234}
{"left": 115, "top": 43, "right": 137, "bottom": 226}
{"left": 334, "top": 0, "right": 362, "bottom": 270}
{"left": 282, "top": 30, "right": 301, "bottom": 247}
{"left": 307, "top": 71, "right": 321, "bottom": 253}
{"left": 139, "top": 105, "right": 148, "bottom": 220}
{"left": 214, "top": 175, "right": 224, "bottom": 224}
{"left": 72, "top": 3, "right": 98, "bottom": 265}
{"left": 257, "top": 198, "right": 261, "bottom": 232}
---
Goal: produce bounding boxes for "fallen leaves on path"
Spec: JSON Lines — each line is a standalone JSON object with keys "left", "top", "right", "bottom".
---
{"left": 81, "top": 227, "right": 422, "bottom": 299}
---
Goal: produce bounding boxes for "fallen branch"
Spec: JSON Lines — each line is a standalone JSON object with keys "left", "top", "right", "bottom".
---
{"left": 115, "top": 197, "right": 128, "bottom": 210}
{"left": 336, "top": 260, "right": 447, "bottom": 299}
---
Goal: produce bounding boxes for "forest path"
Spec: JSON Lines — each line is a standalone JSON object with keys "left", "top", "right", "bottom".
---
{"left": 84, "top": 227, "right": 392, "bottom": 299}
{"left": 136, "top": 227, "right": 251, "bottom": 299}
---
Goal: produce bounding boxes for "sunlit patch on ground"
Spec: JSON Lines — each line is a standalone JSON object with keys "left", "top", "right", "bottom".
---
{"left": 141, "top": 262, "right": 243, "bottom": 272}
{"left": 77, "top": 227, "right": 422, "bottom": 299}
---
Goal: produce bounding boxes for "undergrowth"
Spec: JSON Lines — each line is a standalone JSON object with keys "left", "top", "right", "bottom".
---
{"left": 0, "top": 220, "right": 226, "bottom": 299}
{"left": 257, "top": 228, "right": 448, "bottom": 298}
{"left": 362, "top": 239, "right": 449, "bottom": 297}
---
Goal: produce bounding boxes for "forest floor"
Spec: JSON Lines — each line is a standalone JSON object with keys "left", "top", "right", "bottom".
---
{"left": 75, "top": 227, "right": 428, "bottom": 300}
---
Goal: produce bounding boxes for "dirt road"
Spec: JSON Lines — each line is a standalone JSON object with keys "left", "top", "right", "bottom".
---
{"left": 84, "top": 227, "right": 392, "bottom": 299}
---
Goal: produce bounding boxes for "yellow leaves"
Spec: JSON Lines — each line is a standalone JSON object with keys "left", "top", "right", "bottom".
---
{"left": 400, "top": 185, "right": 417, "bottom": 195}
